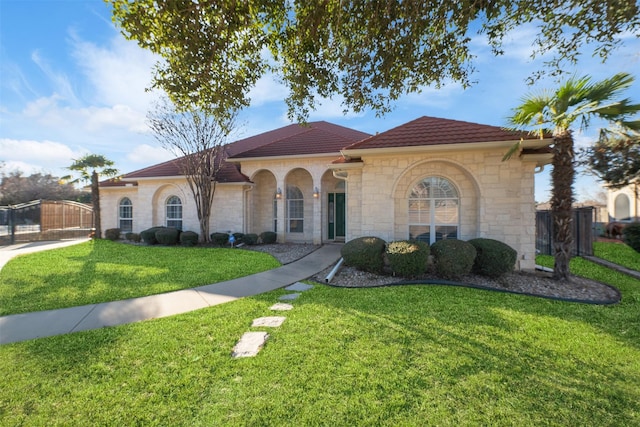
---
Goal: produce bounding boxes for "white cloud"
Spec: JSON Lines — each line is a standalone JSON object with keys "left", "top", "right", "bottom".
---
{"left": 248, "top": 72, "right": 289, "bottom": 106}
{"left": 0, "top": 138, "right": 83, "bottom": 174}
{"left": 30, "top": 50, "right": 80, "bottom": 105}
{"left": 126, "top": 144, "right": 173, "bottom": 165}
{"left": 70, "top": 32, "right": 159, "bottom": 111}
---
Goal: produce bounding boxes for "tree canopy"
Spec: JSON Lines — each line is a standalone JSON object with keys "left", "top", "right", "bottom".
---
{"left": 582, "top": 135, "right": 640, "bottom": 189}
{"left": 0, "top": 170, "right": 88, "bottom": 205}
{"left": 107, "top": 0, "right": 640, "bottom": 121}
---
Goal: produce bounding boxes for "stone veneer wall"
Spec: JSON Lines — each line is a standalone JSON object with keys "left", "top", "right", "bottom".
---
{"left": 345, "top": 149, "right": 538, "bottom": 271}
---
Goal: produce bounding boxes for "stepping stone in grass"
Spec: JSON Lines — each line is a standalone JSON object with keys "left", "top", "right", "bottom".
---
{"left": 232, "top": 332, "right": 269, "bottom": 358}
{"left": 279, "top": 293, "right": 300, "bottom": 301}
{"left": 270, "top": 303, "right": 293, "bottom": 311}
{"left": 285, "top": 282, "right": 314, "bottom": 292}
{"left": 252, "top": 316, "right": 286, "bottom": 327}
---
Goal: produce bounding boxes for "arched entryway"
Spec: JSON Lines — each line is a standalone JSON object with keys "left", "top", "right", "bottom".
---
{"left": 322, "top": 170, "right": 346, "bottom": 241}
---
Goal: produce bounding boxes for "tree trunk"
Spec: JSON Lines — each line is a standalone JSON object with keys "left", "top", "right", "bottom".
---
{"left": 550, "top": 131, "right": 575, "bottom": 281}
{"left": 91, "top": 171, "right": 101, "bottom": 239}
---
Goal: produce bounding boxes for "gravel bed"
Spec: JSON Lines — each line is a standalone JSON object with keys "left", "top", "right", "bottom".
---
{"left": 246, "top": 243, "right": 621, "bottom": 304}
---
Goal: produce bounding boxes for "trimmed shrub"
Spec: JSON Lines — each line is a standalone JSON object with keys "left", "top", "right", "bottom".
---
{"left": 125, "top": 232, "right": 141, "bottom": 243}
{"left": 260, "top": 231, "right": 277, "bottom": 244}
{"left": 232, "top": 233, "right": 245, "bottom": 244}
{"left": 104, "top": 228, "right": 121, "bottom": 241}
{"left": 156, "top": 227, "right": 181, "bottom": 245}
{"left": 431, "top": 239, "right": 477, "bottom": 279}
{"left": 341, "top": 236, "right": 386, "bottom": 273}
{"left": 468, "top": 238, "right": 517, "bottom": 277}
{"left": 386, "top": 240, "right": 430, "bottom": 278}
{"left": 623, "top": 222, "right": 640, "bottom": 253}
{"left": 180, "top": 231, "right": 199, "bottom": 247}
{"left": 243, "top": 233, "right": 259, "bottom": 245}
{"left": 211, "top": 232, "right": 230, "bottom": 246}
{"left": 141, "top": 227, "right": 164, "bottom": 245}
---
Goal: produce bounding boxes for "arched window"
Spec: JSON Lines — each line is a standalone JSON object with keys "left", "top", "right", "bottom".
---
{"left": 118, "top": 197, "right": 133, "bottom": 232}
{"left": 166, "top": 196, "right": 182, "bottom": 229}
{"left": 408, "top": 177, "right": 459, "bottom": 244}
{"left": 287, "top": 185, "right": 304, "bottom": 233}
{"left": 615, "top": 194, "right": 631, "bottom": 221}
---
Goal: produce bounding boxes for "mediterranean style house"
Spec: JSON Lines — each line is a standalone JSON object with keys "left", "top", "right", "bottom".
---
{"left": 100, "top": 116, "right": 552, "bottom": 270}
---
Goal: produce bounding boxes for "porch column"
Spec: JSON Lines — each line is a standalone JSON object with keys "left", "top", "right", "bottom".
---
{"left": 312, "top": 183, "right": 322, "bottom": 244}
{"left": 275, "top": 183, "right": 286, "bottom": 243}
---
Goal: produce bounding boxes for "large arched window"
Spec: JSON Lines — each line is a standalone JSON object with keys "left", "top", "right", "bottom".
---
{"left": 615, "top": 194, "right": 631, "bottom": 221}
{"left": 166, "top": 196, "right": 182, "bottom": 229}
{"left": 118, "top": 197, "right": 133, "bottom": 232}
{"left": 408, "top": 177, "right": 459, "bottom": 244}
{"left": 287, "top": 185, "right": 304, "bottom": 233}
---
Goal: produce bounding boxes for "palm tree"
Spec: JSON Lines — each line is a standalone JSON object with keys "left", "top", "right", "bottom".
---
{"left": 507, "top": 73, "right": 640, "bottom": 281}
{"left": 65, "top": 154, "right": 118, "bottom": 239}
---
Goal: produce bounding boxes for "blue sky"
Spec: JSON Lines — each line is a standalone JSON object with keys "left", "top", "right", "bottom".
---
{"left": 1, "top": 0, "right": 639, "bottom": 203}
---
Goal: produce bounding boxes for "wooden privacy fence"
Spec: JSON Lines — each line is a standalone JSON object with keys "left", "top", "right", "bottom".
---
{"left": 536, "top": 207, "right": 594, "bottom": 256}
{"left": 0, "top": 200, "right": 93, "bottom": 245}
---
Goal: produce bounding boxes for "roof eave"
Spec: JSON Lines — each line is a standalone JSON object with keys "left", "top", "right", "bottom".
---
{"left": 341, "top": 138, "right": 553, "bottom": 157}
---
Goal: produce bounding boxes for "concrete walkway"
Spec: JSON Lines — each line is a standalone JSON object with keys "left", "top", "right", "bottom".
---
{"left": 0, "top": 241, "right": 342, "bottom": 345}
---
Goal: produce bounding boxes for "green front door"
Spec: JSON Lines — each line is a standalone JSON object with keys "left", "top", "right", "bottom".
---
{"left": 328, "top": 193, "right": 346, "bottom": 240}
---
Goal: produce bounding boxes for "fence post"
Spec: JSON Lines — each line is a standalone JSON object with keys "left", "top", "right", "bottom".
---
{"left": 9, "top": 206, "right": 15, "bottom": 245}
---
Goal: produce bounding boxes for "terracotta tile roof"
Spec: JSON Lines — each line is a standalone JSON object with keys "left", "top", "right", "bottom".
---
{"left": 102, "top": 121, "right": 371, "bottom": 187}
{"left": 344, "top": 116, "right": 545, "bottom": 151}
{"left": 228, "top": 121, "right": 371, "bottom": 159}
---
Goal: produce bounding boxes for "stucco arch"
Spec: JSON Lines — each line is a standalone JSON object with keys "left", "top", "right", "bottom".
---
{"left": 283, "top": 168, "right": 314, "bottom": 241}
{"left": 392, "top": 159, "right": 481, "bottom": 241}
{"left": 151, "top": 184, "right": 188, "bottom": 227}
{"left": 615, "top": 193, "right": 631, "bottom": 220}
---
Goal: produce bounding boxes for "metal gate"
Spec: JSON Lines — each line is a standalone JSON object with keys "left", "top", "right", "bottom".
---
{"left": 536, "top": 207, "right": 594, "bottom": 256}
{"left": 0, "top": 200, "right": 93, "bottom": 245}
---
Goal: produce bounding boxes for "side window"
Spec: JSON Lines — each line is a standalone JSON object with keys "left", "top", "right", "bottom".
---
{"left": 287, "top": 185, "right": 304, "bottom": 233}
{"left": 408, "top": 177, "right": 459, "bottom": 244}
{"left": 166, "top": 196, "right": 183, "bottom": 229}
{"left": 118, "top": 197, "right": 133, "bottom": 232}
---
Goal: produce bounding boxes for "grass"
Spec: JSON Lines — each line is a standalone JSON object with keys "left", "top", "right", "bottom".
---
{"left": 0, "top": 239, "right": 280, "bottom": 316}
{"left": 1, "top": 244, "right": 639, "bottom": 425}
{"left": 594, "top": 241, "right": 640, "bottom": 271}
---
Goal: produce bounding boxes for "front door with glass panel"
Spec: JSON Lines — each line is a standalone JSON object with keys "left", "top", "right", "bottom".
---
{"left": 328, "top": 193, "right": 346, "bottom": 240}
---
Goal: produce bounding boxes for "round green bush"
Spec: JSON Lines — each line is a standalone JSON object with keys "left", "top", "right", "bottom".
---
{"left": 386, "top": 240, "right": 430, "bottom": 278}
{"left": 468, "top": 238, "right": 517, "bottom": 277}
{"left": 623, "top": 222, "right": 640, "bottom": 253}
{"left": 431, "top": 239, "right": 477, "bottom": 279}
{"left": 104, "top": 228, "right": 121, "bottom": 241}
{"left": 125, "top": 232, "right": 141, "bottom": 243}
{"left": 156, "top": 227, "right": 181, "bottom": 245}
{"left": 341, "top": 236, "right": 386, "bottom": 273}
{"left": 141, "top": 227, "right": 165, "bottom": 245}
{"left": 180, "top": 231, "right": 199, "bottom": 246}
{"left": 232, "top": 232, "right": 245, "bottom": 244}
{"left": 210, "top": 232, "right": 230, "bottom": 246}
{"left": 260, "top": 231, "right": 277, "bottom": 244}
{"left": 243, "top": 233, "right": 259, "bottom": 245}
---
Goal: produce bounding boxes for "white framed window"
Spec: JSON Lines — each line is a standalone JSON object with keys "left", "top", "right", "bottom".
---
{"left": 287, "top": 185, "right": 304, "bottom": 233}
{"left": 409, "top": 177, "right": 459, "bottom": 244}
{"left": 166, "top": 195, "right": 183, "bottom": 229}
{"left": 118, "top": 197, "right": 133, "bottom": 232}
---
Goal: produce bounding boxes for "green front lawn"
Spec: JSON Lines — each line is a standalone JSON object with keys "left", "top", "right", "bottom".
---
{"left": 0, "top": 240, "right": 280, "bottom": 316}
{"left": 1, "top": 245, "right": 639, "bottom": 425}
{"left": 594, "top": 241, "right": 640, "bottom": 271}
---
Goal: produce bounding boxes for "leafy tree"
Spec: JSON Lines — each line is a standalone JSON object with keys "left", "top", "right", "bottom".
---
{"left": 107, "top": 0, "right": 639, "bottom": 121}
{"left": 506, "top": 73, "right": 640, "bottom": 281}
{"left": 0, "top": 170, "right": 88, "bottom": 205}
{"left": 64, "top": 155, "right": 119, "bottom": 239}
{"left": 147, "top": 99, "right": 237, "bottom": 242}
{"left": 582, "top": 134, "right": 640, "bottom": 189}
